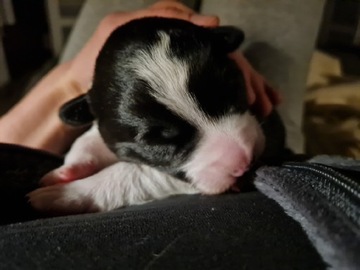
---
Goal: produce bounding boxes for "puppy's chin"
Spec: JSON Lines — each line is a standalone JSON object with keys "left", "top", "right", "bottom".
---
{"left": 185, "top": 156, "right": 249, "bottom": 195}
{"left": 192, "top": 174, "right": 239, "bottom": 195}
{"left": 184, "top": 148, "right": 250, "bottom": 195}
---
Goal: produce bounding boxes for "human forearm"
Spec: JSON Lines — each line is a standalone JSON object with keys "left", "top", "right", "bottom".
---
{"left": 0, "top": 61, "right": 87, "bottom": 154}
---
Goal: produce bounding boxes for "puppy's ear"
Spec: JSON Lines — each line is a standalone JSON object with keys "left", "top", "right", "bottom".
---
{"left": 212, "top": 26, "right": 245, "bottom": 53}
{"left": 59, "top": 94, "right": 94, "bottom": 127}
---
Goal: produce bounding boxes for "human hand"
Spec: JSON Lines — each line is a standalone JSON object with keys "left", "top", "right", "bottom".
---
{"left": 68, "top": 0, "right": 219, "bottom": 94}
{"left": 230, "top": 52, "right": 282, "bottom": 117}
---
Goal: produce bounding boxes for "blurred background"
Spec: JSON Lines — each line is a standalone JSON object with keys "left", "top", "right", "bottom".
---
{"left": 0, "top": 0, "right": 359, "bottom": 158}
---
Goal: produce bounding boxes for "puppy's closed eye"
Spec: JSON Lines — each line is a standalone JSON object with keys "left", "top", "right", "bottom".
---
{"left": 144, "top": 125, "right": 180, "bottom": 144}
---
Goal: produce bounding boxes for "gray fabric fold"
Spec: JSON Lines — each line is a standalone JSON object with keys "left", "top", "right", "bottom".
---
{"left": 255, "top": 159, "right": 360, "bottom": 270}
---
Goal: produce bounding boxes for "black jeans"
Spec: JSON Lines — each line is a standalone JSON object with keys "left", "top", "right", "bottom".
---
{"left": 0, "top": 144, "right": 324, "bottom": 270}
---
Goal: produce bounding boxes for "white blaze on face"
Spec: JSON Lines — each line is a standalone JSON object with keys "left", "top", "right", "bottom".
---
{"left": 128, "top": 31, "right": 265, "bottom": 194}
{"left": 128, "top": 31, "right": 210, "bottom": 128}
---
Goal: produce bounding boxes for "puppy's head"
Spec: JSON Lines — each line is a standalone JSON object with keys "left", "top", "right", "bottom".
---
{"left": 62, "top": 17, "right": 265, "bottom": 194}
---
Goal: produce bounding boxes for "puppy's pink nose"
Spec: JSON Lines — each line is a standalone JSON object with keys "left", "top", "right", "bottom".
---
{"left": 214, "top": 138, "right": 250, "bottom": 176}
{"left": 226, "top": 154, "right": 249, "bottom": 179}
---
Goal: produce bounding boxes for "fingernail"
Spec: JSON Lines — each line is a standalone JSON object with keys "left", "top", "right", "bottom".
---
{"left": 191, "top": 14, "right": 219, "bottom": 27}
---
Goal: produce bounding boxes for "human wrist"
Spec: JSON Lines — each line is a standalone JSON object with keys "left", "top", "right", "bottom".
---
{"left": 58, "top": 62, "right": 89, "bottom": 100}
{"left": 36, "top": 74, "right": 89, "bottom": 154}
{"left": 0, "top": 61, "right": 88, "bottom": 154}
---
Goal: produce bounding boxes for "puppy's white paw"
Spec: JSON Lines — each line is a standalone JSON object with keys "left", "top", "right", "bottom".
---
{"left": 28, "top": 181, "right": 101, "bottom": 214}
{"left": 40, "top": 162, "right": 100, "bottom": 186}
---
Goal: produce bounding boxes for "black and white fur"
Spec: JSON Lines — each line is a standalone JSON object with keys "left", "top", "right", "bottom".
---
{"left": 28, "top": 18, "right": 285, "bottom": 214}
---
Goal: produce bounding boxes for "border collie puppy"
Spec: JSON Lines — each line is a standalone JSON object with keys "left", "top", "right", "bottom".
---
{"left": 28, "top": 17, "right": 284, "bottom": 214}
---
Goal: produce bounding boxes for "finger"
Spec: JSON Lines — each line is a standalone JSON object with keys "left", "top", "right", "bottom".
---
{"left": 245, "top": 79, "right": 256, "bottom": 105}
{"left": 149, "top": 0, "right": 219, "bottom": 27}
{"left": 143, "top": 8, "right": 218, "bottom": 27}
{"left": 265, "top": 84, "right": 282, "bottom": 106}
{"left": 91, "top": 12, "right": 131, "bottom": 45}
{"left": 250, "top": 96, "right": 273, "bottom": 118}
{"left": 250, "top": 75, "right": 273, "bottom": 117}
{"left": 190, "top": 14, "right": 219, "bottom": 27}
{"left": 228, "top": 53, "right": 256, "bottom": 105}
{"left": 150, "top": 0, "right": 194, "bottom": 13}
